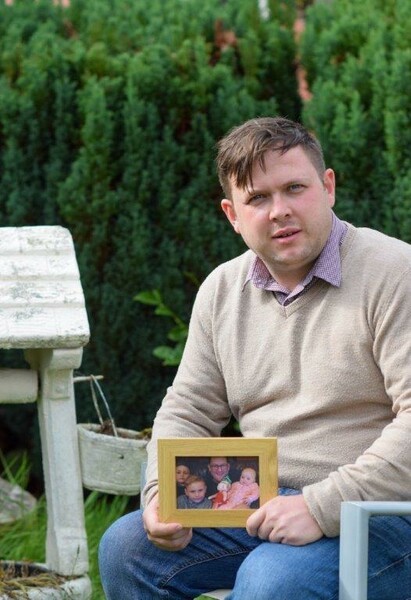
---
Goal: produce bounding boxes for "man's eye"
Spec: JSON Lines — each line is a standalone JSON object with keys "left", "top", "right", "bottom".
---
{"left": 248, "top": 194, "right": 265, "bottom": 204}
{"left": 288, "top": 184, "right": 304, "bottom": 192}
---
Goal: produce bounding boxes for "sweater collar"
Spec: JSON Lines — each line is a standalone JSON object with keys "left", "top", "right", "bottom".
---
{"left": 244, "top": 212, "right": 348, "bottom": 293}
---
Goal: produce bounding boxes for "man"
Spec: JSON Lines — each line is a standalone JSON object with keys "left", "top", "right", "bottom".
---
{"left": 99, "top": 117, "right": 411, "bottom": 599}
{"left": 204, "top": 457, "right": 240, "bottom": 496}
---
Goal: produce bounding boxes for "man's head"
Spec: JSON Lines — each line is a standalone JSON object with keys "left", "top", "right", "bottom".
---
{"left": 216, "top": 116, "right": 326, "bottom": 199}
{"left": 208, "top": 457, "right": 231, "bottom": 483}
{"left": 217, "top": 116, "right": 336, "bottom": 291}
{"left": 184, "top": 475, "right": 207, "bottom": 503}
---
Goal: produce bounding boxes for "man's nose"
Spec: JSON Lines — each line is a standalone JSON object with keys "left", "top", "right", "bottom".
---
{"left": 268, "top": 194, "right": 291, "bottom": 220}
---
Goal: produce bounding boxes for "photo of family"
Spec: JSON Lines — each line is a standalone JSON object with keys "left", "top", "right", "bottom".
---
{"left": 175, "top": 456, "right": 260, "bottom": 510}
{"left": 157, "top": 438, "right": 277, "bottom": 527}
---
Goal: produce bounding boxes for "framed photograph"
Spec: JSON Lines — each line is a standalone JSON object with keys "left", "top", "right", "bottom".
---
{"left": 158, "top": 437, "right": 277, "bottom": 527}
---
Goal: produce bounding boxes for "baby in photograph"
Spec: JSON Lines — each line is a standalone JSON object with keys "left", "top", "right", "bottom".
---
{"left": 177, "top": 475, "right": 212, "bottom": 509}
{"left": 217, "top": 467, "right": 260, "bottom": 510}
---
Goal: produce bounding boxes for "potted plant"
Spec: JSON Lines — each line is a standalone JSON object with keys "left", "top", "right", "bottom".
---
{"left": 76, "top": 376, "right": 151, "bottom": 496}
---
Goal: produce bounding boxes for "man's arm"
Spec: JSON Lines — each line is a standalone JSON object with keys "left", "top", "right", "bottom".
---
{"left": 141, "top": 270, "right": 232, "bottom": 508}
{"left": 303, "top": 265, "right": 411, "bottom": 537}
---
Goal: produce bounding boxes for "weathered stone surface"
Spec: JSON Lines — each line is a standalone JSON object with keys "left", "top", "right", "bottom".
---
{"left": 0, "top": 369, "right": 37, "bottom": 404}
{"left": 0, "top": 226, "right": 90, "bottom": 585}
{"left": 0, "top": 227, "right": 90, "bottom": 349}
{"left": 0, "top": 477, "right": 37, "bottom": 524}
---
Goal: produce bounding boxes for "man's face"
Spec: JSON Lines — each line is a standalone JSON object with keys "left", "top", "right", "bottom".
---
{"left": 185, "top": 481, "right": 207, "bottom": 503}
{"left": 221, "top": 146, "right": 335, "bottom": 291}
{"left": 208, "top": 458, "right": 230, "bottom": 483}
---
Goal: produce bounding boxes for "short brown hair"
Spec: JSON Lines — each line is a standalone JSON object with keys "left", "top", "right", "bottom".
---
{"left": 184, "top": 475, "right": 206, "bottom": 489}
{"left": 216, "top": 116, "right": 325, "bottom": 198}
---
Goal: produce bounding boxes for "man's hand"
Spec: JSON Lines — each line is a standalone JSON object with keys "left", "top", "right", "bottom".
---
{"left": 143, "top": 494, "right": 192, "bottom": 551}
{"left": 246, "top": 494, "right": 323, "bottom": 546}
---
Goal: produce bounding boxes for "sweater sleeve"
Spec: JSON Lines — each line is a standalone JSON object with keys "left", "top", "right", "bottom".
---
{"left": 142, "top": 272, "right": 232, "bottom": 508}
{"left": 303, "top": 266, "right": 411, "bottom": 536}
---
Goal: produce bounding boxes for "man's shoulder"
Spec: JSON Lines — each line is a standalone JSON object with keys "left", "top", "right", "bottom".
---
{"left": 344, "top": 224, "right": 411, "bottom": 268}
{"left": 208, "top": 249, "right": 254, "bottom": 280}
{"left": 196, "top": 250, "right": 254, "bottom": 298}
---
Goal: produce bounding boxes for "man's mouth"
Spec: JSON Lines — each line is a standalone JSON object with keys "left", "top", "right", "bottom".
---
{"left": 273, "top": 228, "right": 300, "bottom": 239}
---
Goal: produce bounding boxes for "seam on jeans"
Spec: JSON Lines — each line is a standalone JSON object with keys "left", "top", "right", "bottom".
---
{"left": 369, "top": 550, "right": 411, "bottom": 579}
{"left": 159, "top": 547, "right": 249, "bottom": 589}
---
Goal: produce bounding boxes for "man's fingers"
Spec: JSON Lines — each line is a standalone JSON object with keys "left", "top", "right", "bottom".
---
{"left": 148, "top": 528, "right": 193, "bottom": 551}
{"left": 246, "top": 506, "right": 267, "bottom": 537}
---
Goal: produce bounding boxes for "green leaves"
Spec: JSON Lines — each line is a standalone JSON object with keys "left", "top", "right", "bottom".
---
{"left": 301, "top": 0, "right": 411, "bottom": 241}
{"left": 135, "top": 290, "right": 188, "bottom": 367}
{"left": 0, "top": 0, "right": 298, "bottom": 437}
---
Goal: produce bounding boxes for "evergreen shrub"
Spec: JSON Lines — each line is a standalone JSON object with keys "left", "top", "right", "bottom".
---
{"left": 300, "top": 0, "right": 411, "bottom": 241}
{"left": 0, "top": 0, "right": 300, "bottom": 459}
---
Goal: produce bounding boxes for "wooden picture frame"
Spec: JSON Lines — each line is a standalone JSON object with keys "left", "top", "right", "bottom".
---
{"left": 158, "top": 437, "right": 277, "bottom": 527}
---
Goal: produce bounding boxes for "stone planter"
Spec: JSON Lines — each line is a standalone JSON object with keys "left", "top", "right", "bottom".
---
{"left": 77, "top": 423, "right": 149, "bottom": 495}
{"left": 76, "top": 375, "right": 150, "bottom": 495}
{"left": 0, "top": 562, "right": 91, "bottom": 600}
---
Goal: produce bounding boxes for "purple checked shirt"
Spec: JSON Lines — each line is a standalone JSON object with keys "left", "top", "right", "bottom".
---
{"left": 244, "top": 212, "right": 348, "bottom": 306}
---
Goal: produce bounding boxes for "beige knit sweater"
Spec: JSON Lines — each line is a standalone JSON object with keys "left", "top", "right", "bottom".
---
{"left": 144, "top": 224, "right": 411, "bottom": 537}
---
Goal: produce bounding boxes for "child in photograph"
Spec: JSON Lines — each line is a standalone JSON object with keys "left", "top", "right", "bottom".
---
{"left": 177, "top": 475, "right": 212, "bottom": 509}
{"left": 175, "top": 462, "right": 191, "bottom": 496}
{"left": 218, "top": 467, "right": 260, "bottom": 510}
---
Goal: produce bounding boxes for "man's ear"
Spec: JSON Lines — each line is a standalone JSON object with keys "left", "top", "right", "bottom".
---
{"left": 221, "top": 199, "right": 240, "bottom": 234}
{"left": 323, "top": 168, "right": 336, "bottom": 208}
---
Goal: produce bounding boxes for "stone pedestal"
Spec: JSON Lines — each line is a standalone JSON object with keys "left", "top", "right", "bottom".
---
{"left": 0, "top": 226, "right": 91, "bottom": 597}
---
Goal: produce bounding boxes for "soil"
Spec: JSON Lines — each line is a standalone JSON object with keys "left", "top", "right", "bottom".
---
{"left": 96, "top": 420, "right": 152, "bottom": 440}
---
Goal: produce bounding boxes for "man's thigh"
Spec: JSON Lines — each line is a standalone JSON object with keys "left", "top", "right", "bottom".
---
{"left": 228, "top": 534, "right": 340, "bottom": 600}
{"left": 367, "top": 516, "right": 411, "bottom": 600}
{"left": 99, "top": 509, "right": 260, "bottom": 600}
{"left": 228, "top": 515, "right": 411, "bottom": 600}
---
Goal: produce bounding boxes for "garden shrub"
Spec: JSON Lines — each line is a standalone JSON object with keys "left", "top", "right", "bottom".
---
{"left": 301, "top": 0, "right": 411, "bottom": 242}
{"left": 0, "top": 0, "right": 299, "bottom": 462}
{"left": 2, "top": 0, "right": 410, "bottom": 479}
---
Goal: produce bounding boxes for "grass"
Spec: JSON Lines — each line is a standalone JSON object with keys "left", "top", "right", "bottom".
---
{"left": 0, "top": 451, "right": 131, "bottom": 600}
{"left": 0, "top": 452, "right": 222, "bottom": 599}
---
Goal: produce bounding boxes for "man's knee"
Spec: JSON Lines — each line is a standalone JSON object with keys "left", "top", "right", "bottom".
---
{"left": 233, "top": 551, "right": 294, "bottom": 599}
{"left": 99, "top": 510, "right": 145, "bottom": 575}
{"left": 231, "top": 539, "right": 339, "bottom": 600}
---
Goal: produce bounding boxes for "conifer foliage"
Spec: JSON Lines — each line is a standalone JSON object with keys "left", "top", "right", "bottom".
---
{"left": 300, "top": 0, "right": 411, "bottom": 241}
{"left": 0, "top": 0, "right": 300, "bottom": 435}
{"left": 1, "top": 0, "right": 410, "bottom": 449}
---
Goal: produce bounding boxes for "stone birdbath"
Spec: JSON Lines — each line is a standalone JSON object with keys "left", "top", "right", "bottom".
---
{"left": 0, "top": 226, "right": 91, "bottom": 599}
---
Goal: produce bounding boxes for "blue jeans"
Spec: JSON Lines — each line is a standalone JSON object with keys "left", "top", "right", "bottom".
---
{"left": 99, "top": 491, "right": 411, "bottom": 599}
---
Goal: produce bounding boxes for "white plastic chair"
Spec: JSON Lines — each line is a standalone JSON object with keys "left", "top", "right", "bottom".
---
{"left": 339, "top": 500, "right": 411, "bottom": 600}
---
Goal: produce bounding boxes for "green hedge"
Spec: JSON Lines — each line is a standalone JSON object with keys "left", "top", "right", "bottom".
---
{"left": 300, "top": 0, "right": 411, "bottom": 241}
{"left": 0, "top": 0, "right": 300, "bottom": 462}
{"left": 2, "top": 0, "right": 410, "bottom": 474}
